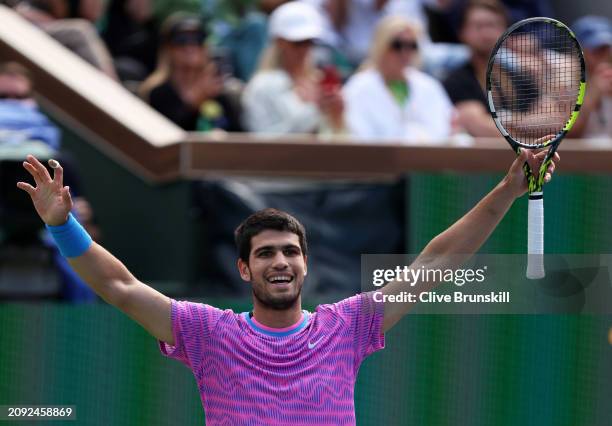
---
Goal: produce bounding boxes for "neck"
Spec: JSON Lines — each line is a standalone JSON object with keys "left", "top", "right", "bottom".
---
{"left": 252, "top": 296, "right": 303, "bottom": 328}
{"left": 379, "top": 66, "right": 406, "bottom": 84}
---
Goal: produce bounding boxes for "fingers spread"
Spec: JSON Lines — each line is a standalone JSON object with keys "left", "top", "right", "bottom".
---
{"left": 16, "top": 181, "right": 35, "bottom": 195}
{"left": 61, "top": 186, "right": 73, "bottom": 206}
{"left": 23, "top": 161, "right": 43, "bottom": 186}
{"left": 51, "top": 162, "right": 64, "bottom": 186}
{"left": 26, "top": 155, "right": 52, "bottom": 183}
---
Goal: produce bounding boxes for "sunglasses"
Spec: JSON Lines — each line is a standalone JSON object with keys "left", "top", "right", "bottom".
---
{"left": 390, "top": 39, "right": 418, "bottom": 52}
{"left": 169, "top": 31, "right": 206, "bottom": 46}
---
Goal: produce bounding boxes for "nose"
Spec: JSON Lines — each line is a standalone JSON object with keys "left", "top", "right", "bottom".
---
{"left": 271, "top": 252, "right": 289, "bottom": 269}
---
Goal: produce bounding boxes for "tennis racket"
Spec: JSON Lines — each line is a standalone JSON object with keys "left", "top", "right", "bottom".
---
{"left": 486, "top": 17, "right": 586, "bottom": 279}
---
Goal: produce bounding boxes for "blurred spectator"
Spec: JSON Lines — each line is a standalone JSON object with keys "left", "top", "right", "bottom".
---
{"left": 202, "top": 0, "right": 268, "bottom": 82}
{"left": 65, "top": 0, "right": 105, "bottom": 21}
{"left": 442, "top": 0, "right": 508, "bottom": 137}
{"left": 426, "top": 0, "right": 552, "bottom": 44}
{"left": 304, "top": 0, "right": 470, "bottom": 80}
{"left": 497, "top": 0, "right": 552, "bottom": 25}
{"left": 0, "top": 62, "right": 97, "bottom": 301}
{"left": 139, "top": 14, "right": 242, "bottom": 132}
{"left": 571, "top": 16, "right": 612, "bottom": 140}
{"left": 14, "top": 0, "right": 118, "bottom": 80}
{"left": 303, "top": 0, "right": 428, "bottom": 69}
{"left": 102, "top": 0, "right": 160, "bottom": 87}
{"left": 343, "top": 15, "right": 453, "bottom": 142}
{"left": 242, "top": 2, "right": 345, "bottom": 135}
{"left": 0, "top": 63, "right": 60, "bottom": 149}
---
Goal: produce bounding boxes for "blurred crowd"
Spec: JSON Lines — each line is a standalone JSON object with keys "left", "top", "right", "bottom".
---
{"left": 0, "top": 0, "right": 609, "bottom": 142}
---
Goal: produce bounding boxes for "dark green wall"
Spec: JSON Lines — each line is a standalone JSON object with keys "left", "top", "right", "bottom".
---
{"left": 60, "top": 128, "right": 196, "bottom": 289}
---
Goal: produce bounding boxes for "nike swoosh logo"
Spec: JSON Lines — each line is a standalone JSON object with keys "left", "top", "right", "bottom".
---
{"left": 308, "top": 336, "right": 324, "bottom": 349}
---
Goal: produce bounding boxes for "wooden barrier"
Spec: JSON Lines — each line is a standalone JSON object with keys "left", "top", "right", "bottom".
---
{"left": 1, "top": 5, "right": 611, "bottom": 182}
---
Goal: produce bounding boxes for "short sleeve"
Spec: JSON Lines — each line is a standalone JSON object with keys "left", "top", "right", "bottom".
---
{"left": 329, "top": 292, "right": 385, "bottom": 370}
{"left": 442, "top": 66, "right": 487, "bottom": 107}
{"left": 158, "top": 299, "right": 224, "bottom": 368}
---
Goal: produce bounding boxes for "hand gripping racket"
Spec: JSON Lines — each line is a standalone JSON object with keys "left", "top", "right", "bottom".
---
{"left": 486, "top": 17, "right": 586, "bottom": 279}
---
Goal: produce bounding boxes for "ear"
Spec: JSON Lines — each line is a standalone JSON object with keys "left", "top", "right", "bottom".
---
{"left": 237, "top": 258, "right": 251, "bottom": 282}
{"left": 303, "top": 255, "right": 308, "bottom": 277}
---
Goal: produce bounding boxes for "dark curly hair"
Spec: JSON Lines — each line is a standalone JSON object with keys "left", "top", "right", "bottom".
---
{"left": 234, "top": 208, "right": 308, "bottom": 262}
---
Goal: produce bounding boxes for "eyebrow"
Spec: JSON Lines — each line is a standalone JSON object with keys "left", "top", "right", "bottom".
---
{"left": 253, "top": 244, "right": 301, "bottom": 254}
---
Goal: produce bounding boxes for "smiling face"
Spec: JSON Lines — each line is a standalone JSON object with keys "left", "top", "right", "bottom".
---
{"left": 238, "top": 230, "right": 307, "bottom": 310}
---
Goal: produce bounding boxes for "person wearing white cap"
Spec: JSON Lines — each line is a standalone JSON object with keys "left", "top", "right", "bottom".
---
{"left": 570, "top": 16, "right": 612, "bottom": 140}
{"left": 242, "top": 2, "right": 345, "bottom": 135}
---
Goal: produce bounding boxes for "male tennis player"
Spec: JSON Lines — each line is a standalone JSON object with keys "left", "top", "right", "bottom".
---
{"left": 17, "top": 149, "right": 557, "bottom": 425}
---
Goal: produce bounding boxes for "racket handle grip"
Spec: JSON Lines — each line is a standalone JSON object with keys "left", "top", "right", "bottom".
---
{"left": 526, "top": 195, "right": 545, "bottom": 279}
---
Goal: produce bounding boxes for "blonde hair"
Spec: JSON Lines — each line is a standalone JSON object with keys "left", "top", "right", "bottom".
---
{"left": 359, "top": 15, "right": 422, "bottom": 72}
{"left": 253, "top": 39, "right": 317, "bottom": 79}
{"left": 139, "top": 13, "right": 206, "bottom": 101}
{"left": 256, "top": 43, "right": 281, "bottom": 72}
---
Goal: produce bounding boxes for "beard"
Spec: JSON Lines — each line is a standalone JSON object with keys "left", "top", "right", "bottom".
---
{"left": 252, "top": 280, "right": 303, "bottom": 310}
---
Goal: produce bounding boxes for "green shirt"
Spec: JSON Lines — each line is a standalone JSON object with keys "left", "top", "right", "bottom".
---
{"left": 387, "top": 79, "right": 409, "bottom": 106}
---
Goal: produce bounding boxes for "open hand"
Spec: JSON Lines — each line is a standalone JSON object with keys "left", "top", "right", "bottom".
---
{"left": 181, "top": 62, "right": 224, "bottom": 108}
{"left": 16, "top": 155, "right": 73, "bottom": 226}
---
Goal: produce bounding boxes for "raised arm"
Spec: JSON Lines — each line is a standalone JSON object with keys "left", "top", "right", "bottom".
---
{"left": 381, "top": 148, "right": 559, "bottom": 332}
{"left": 17, "top": 155, "right": 174, "bottom": 345}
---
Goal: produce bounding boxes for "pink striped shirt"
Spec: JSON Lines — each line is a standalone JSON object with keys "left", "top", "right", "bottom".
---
{"left": 159, "top": 292, "right": 384, "bottom": 425}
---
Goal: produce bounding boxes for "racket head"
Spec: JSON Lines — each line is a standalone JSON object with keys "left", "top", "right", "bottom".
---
{"left": 486, "top": 17, "right": 586, "bottom": 151}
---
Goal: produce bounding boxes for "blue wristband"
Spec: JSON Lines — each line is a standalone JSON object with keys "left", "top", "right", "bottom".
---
{"left": 46, "top": 213, "right": 93, "bottom": 257}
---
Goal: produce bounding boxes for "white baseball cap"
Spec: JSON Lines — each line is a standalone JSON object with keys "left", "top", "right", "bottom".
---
{"left": 269, "top": 2, "right": 324, "bottom": 42}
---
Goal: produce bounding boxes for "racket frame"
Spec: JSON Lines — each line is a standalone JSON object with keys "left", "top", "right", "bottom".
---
{"left": 485, "top": 17, "right": 586, "bottom": 279}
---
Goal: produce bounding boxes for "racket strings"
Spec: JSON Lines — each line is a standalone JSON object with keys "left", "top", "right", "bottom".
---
{"left": 490, "top": 22, "right": 581, "bottom": 146}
